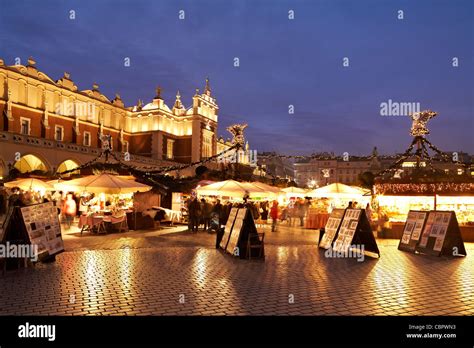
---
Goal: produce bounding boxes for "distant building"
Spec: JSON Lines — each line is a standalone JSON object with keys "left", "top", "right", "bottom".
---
{"left": 294, "top": 147, "right": 472, "bottom": 188}
{"left": 256, "top": 152, "right": 294, "bottom": 181}
{"left": 294, "top": 152, "right": 383, "bottom": 188}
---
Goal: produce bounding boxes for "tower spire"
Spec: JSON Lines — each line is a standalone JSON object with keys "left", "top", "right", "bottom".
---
{"left": 155, "top": 86, "right": 162, "bottom": 99}
{"left": 174, "top": 90, "right": 183, "bottom": 108}
{"left": 204, "top": 77, "right": 211, "bottom": 95}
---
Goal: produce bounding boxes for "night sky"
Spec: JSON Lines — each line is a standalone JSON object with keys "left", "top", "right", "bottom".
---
{"left": 1, "top": 0, "right": 473, "bottom": 156}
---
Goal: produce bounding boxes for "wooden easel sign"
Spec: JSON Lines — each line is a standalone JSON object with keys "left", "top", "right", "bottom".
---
{"left": 398, "top": 210, "right": 428, "bottom": 252}
{"left": 415, "top": 211, "right": 467, "bottom": 257}
{"left": 319, "top": 208, "right": 345, "bottom": 249}
{"left": 331, "top": 208, "right": 380, "bottom": 258}
{"left": 225, "top": 208, "right": 247, "bottom": 256}
{"left": 219, "top": 207, "right": 239, "bottom": 250}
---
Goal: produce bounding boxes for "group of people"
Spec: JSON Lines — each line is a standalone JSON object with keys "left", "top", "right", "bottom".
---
{"left": 185, "top": 196, "right": 312, "bottom": 233}
{"left": 0, "top": 185, "right": 80, "bottom": 229}
{"left": 187, "top": 197, "right": 230, "bottom": 232}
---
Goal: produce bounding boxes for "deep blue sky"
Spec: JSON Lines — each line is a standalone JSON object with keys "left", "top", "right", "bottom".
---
{"left": 1, "top": 0, "right": 473, "bottom": 155}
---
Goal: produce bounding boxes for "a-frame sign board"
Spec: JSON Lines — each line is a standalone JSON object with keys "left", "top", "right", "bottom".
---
{"left": 19, "top": 202, "right": 64, "bottom": 259}
{"left": 398, "top": 210, "right": 429, "bottom": 252}
{"left": 415, "top": 211, "right": 467, "bottom": 257}
{"left": 319, "top": 208, "right": 346, "bottom": 249}
{"left": 225, "top": 208, "right": 247, "bottom": 256}
{"left": 332, "top": 208, "right": 380, "bottom": 258}
{"left": 219, "top": 207, "right": 261, "bottom": 259}
{"left": 219, "top": 207, "right": 239, "bottom": 250}
{"left": 2, "top": 203, "right": 64, "bottom": 265}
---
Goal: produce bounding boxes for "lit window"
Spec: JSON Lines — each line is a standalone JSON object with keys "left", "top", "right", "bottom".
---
{"left": 202, "top": 131, "right": 212, "bottom": 158}
{"left": 167, "top": 139, "right": 174, "bottom": 159}
{"left": 83, "top": 131, "right": 91, "bottom": 146}
{"left": 20, "top": 118, "right": 30, "bottom": 135}
{"left": 55, "top": 125, "right": 64, "bottom": 141}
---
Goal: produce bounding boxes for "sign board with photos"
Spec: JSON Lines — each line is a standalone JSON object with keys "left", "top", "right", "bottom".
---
{"left": 319, "top": 209, "right": 346, "bottom": 249}
{"left": 20, "top": 202, "right": 64, "bottom": 258}
{"left": 398, "top": 210, "right": 428, "bottom": 252}
{"left": 332, "top": 208, "right": 380, "bottom": 257}
{"left": 225, "top": 208, "right": 248, "bottom": 255}
{"left": 415, "top": 211, "right": 467, "bottom": 257}
{"left": 219, "top": 207, "right": 239, "bottom": 250}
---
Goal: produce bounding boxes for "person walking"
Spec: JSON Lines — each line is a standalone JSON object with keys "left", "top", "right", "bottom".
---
{"left": 63, "top": 193, "right": 77, "bottom": 229}
{"left": 270, "top": 200, "right": 279, "bottom": 232}
{"left": 295, "top": 198, "right": 305, "bottom": 227}
{"left": 365, "top": 202, "right": 373, "bottom": 223}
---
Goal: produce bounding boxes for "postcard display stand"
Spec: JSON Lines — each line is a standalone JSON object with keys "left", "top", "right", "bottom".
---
{"left": 332, "top": 208, "right": 380, "bottom": 258}
{"left": 412, "top": 211, "right": 466, "bottom": 257}
{"left": 219, "top": 207, "right": 239, "bottom": 250}
{"left": 398, "top": 210, "right": 428, "bottom": 252}
{"left": 218, "top": 207, "right": 262, "bottom": 259}
{"left": 20, "top": 202, "right": 65, "bottom": 260}
{"left": 319, "top": 209, "right": 346, "bottom": 249}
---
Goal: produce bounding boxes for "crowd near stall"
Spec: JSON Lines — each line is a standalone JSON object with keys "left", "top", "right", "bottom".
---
{"left": 0, "top": 173, "right": 153, "bottom": 237}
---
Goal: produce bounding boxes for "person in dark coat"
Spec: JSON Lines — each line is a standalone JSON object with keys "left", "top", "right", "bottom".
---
{"left": 201, "top": 199, "right": 212, "bottom": 231}
{"left": 260, "top": 201, "right": 269, "bottom": 221}
{"left": 188, "top": 198, "right": 201, "bottom": 232}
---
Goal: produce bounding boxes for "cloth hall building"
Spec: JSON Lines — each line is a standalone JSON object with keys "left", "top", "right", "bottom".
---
{"left": 0, "top": 57, "right": 224, "bottom": 178}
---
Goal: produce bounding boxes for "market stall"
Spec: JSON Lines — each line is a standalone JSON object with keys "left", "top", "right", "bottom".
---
{"left": 281, "top": 186, "right": 307, "bottom": 198}
{"left": 374, "top": 183, "right": 474, "bottom": 226}
{"left": 55, "top": 173, "right": 152, "bottom": 234}
{"left": 5, "top": 178, "right": 55, "bottom": 192}
{"left": 305, "top": 183, "right": 371, "bottom": 229}
{"left": 196, "top": 179, "right": 277, "bottom": 200}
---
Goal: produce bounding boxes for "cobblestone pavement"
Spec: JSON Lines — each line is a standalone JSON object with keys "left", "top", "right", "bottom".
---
{"left": 1, "top": 223, "right": 473, "bottom": 316}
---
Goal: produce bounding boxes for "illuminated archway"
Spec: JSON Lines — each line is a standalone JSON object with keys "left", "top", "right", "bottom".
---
{"left": 14, "top": 154, "right": 48, "bottom": 173}
{"left": 57, "top": 159, "right": 80, "bottom": 177}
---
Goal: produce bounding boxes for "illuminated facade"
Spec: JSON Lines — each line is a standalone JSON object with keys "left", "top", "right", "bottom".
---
{"left": 0, "top": 57, "right": 220, "bottom": 178}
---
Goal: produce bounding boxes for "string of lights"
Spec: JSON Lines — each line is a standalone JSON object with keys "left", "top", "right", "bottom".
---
{"left": 57, "top": 141, "right": 241, "bottom": 177}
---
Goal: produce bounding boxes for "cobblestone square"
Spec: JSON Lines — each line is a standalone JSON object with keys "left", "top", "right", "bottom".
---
{"left": 1, "top": 225, "right": 473, "bottom": 316}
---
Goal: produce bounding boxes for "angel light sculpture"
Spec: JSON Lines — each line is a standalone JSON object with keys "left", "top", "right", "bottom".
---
{"left": 227, "top": 123, "right": 248, "bottom": 147}
{"left": 409, "top": 110, "right": 437, "bottom": 137}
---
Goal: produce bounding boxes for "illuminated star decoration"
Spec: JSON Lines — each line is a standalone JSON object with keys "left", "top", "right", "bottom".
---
{"left": 227, "top": 123, "right": 248, "bottom": 147}
{"left": 409, "top": 110, "right": 437, "bottom": 137}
